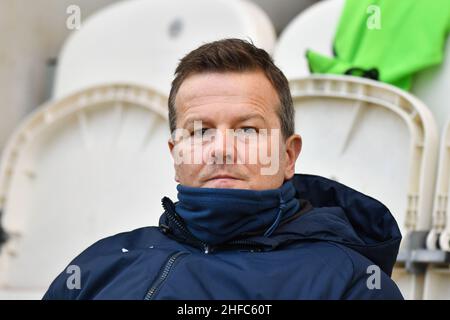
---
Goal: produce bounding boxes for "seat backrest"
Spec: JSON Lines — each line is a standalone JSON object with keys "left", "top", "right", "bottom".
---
{"left": 0, "top": 84, "right": 173, "bottom": 296}
{"left": 291, "top": 75, "right": 438, "bottom": 237}
{"left": 274, "top": 0, "right": 344, "bottom": 80}
{"left": 53, "top": 0, "right": 276, "bottom": 99}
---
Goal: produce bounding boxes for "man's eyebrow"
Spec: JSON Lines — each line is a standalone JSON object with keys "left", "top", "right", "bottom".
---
{"left": 236, "top": 113, "right": 266, "bottom": 123}
{"left": 181, "top": 116, "right": 209, "bottom": 128}
{"left": 181, "top": 113, "right": 266, "bottom": 128}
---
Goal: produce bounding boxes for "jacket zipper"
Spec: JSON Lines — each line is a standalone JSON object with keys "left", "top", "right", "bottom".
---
{"left": 223, "top": 239, "right": 265, "bottom": 252}
{"left": 161, "top": 197, "right": 211, "bottom": 253}
{"left": 144, "top": 251, "right": 188, "bottom": 300}
{"left": 161, "top": 197, "right": 265, "bottom": 253}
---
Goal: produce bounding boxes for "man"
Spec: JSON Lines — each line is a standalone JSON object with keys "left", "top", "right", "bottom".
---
{"left": 43, "top": 39, "right": 403, "bottom": 299}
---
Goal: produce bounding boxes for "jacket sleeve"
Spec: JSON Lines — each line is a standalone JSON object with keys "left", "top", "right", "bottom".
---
{"left": 342, "top": 267, "right": 404, "bottom": 300}
{"left": 42, "top": 265, "right": 81, "bottom": 300}
{"left": 340, "top": 248, "right": 404, "bottom": 300}
{"left": 42, "top": 238, "right": 106, "bottom": 300}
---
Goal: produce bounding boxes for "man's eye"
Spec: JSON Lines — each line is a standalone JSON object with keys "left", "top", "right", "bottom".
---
{"left": 240, "top": 127, "right": 258, "bottom": 134}
{"left": 192, "top": 128, "right": 210, "bottom": 136}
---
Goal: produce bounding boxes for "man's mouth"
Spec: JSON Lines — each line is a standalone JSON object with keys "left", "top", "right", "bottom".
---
{"left": 207, "top": 174, "right": 239, "bottom": 181}
{"left": 204, "top": 174, "right": 243, "bottom": 188}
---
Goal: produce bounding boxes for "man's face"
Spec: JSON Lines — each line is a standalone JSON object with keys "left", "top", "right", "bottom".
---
{"left": 168, "top": 71, "right": 302, "bottom": 190}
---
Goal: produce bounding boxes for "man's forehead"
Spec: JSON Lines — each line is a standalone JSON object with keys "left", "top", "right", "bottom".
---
{"left": 175, "top": 71, "right": 280, "bottom": 116}
{"left": 178, "top": 75, "right": 247, "bottom": 101}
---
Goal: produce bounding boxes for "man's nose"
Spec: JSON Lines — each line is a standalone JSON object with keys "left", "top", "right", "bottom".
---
{"left": 209, "top": 128, "right": 236, "bottom": 164}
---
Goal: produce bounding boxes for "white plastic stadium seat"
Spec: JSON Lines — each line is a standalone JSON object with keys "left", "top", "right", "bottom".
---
{"left": 0, "top": 84, "right": 173, "bottom": 299}
{"left": 290, "top": 75, "right": 439, "bottom": 300}
{"left": 53, "top": 0, "right": 276, "bottom": 99}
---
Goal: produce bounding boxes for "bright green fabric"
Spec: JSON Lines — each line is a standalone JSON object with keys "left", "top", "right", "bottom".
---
{"left": 306, "top": 0, "right": 450, "bottom": 90}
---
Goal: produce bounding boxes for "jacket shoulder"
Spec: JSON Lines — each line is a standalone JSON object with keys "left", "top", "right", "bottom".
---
{"left": 42, "top": 226, "right": 176, "bottom": 300}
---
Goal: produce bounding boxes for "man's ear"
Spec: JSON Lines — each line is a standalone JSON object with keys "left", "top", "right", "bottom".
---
{"left": 168, "top": 137, "right": 175, "bottom": 157}
{"left": 168, "top": 138, "right": 180, "bottom": 183}
{"left": 284, "top": 134, "right": 302, "bottom": 180}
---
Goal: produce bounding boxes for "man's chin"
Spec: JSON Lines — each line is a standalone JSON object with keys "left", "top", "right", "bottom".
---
{"left": 202, "top": 178, "right": 247, "bottom": 189}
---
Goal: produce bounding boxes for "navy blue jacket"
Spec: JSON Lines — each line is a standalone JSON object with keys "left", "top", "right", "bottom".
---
{"left": 43, "top": 174, "right": 404, "bottom": 299}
